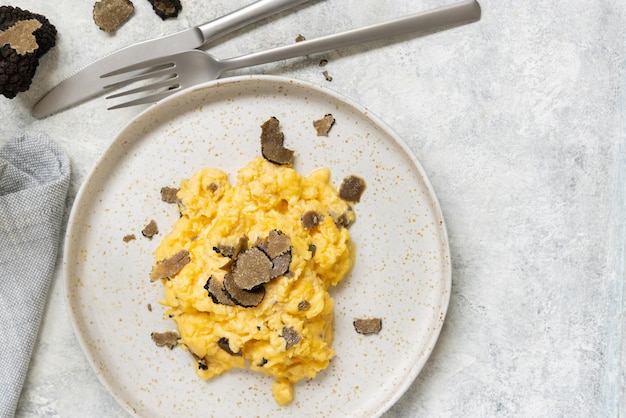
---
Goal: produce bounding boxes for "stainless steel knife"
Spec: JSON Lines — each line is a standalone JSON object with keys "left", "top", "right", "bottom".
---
{"left": 32, "top": 0, "right": 311, "bottom": 119}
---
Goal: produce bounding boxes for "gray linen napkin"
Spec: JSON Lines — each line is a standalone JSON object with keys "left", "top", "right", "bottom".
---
{"left": 0, "top": 133, "right": 70, "bottom": 418}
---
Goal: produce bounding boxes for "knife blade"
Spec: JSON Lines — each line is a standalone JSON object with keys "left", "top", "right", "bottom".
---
{"left": 32, "top": 0, "right": 311, "bottom": 119}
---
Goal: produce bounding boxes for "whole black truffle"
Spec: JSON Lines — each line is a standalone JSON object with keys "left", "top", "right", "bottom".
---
{"left": 0, "top": 6, "right": 57, "bottom": 99}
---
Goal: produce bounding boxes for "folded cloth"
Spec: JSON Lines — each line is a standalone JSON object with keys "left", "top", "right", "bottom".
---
{"left": 0, "top": 133, "right": 70, "bottom": 418}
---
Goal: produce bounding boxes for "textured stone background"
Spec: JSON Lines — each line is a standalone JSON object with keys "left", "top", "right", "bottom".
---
{"left": 1, "top": 0, "right": 625, "bottom": 416}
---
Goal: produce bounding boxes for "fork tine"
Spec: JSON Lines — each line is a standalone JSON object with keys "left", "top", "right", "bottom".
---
{"left": 105, "top": 75, "right": 179, "bottom": 100}
{"left": 107, "top": 88, "right": 182, "bottom": 110}
{"left": 101, "top": 56, "right": 175, "bottom": 78}
{"left": 102, "top": 65, "right": 176, "bottom": 91}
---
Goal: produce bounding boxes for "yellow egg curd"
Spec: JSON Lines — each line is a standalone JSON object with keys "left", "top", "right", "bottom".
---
{"left": 152, "top": 156, "right": 355, "bottom": 405}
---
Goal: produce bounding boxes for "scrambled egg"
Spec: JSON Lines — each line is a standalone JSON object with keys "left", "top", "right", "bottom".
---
{"left": 152, "top": 156, "right": 355, "bottom": 405}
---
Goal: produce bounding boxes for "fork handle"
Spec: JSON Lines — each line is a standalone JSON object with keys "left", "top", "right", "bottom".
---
{"left": 198, "top": 0, "right": 313, "bottom": 44}
{"left": 221, "top": 0, "right": 480, "bottom": 72}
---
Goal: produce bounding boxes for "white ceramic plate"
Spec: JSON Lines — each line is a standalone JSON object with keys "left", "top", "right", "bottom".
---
{"left": 64, "top": 75, "right": 450, "bottom": 417}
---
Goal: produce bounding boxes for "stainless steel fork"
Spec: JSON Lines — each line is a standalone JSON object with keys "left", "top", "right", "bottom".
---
{"left": 103, "top": 0, "right": 481, "bottom": 109}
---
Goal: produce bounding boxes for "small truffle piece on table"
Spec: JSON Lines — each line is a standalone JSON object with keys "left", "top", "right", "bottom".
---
{"left": 147, "top": 0, "right": 182, "bottom": 20}
{"left": 93, "top": 0, "right": 134, "bottom": 33}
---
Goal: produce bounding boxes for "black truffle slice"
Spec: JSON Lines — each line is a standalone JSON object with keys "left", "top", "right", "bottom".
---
{"left": 93, "top": 0, "right": 134, "bottom": 33}
{"left": 142, "top": 219, "right": 159, "bottom": 239}
{"left": 232, "top": 247, "right": 273, "bottom": 290}
{"left": 297, "top": 300, "right": 311, "bottom": 311}
{"left": 147, "top": 0, "right": 182, "bottom": 20}
{"left": 189, "top": 352, "right": 208, "bottom": 370}
{"left": 339, "top": 175, "right": 366, "bottom": 203}
{"left": 270, "top": 252, "right": 291, "bottom": 279}
{"left": 332, "top": 208, "right": 355, "bottom": 228}
{"left": 264, "top": 229, "right": 291, "bottom": 259}
{"left": 214, "top": 243, "right": 235, "bottom": 258}
{"left": 353, "top": 318, "right": 382, "bottom": 335}
{"left": 151, "top": 330, "right": 180, "bottom": 349}
{"left": 197, "top": 358, "right": 208, "bottom": 370}
{"left": 0, "top": 6, "right": 57, "bottom": 99}
{"left": 223, "top": 272, "right": 265, "bottom": 308}
{"left": 204, "top": 276, "right": 235, "bottom": 306}
{"left": 149, "top": 249, "right": 190, "bottom": 281}
{"left": 313, "top": 114, "right": 335, "bottom": 136}
{"left": 215, "top": 244, "right": 235, "bottom": 270}
{"left": 217, "top": 337, "right": 242, "bottom": 356}
{"left": 232, "top": 235, "right": 249, "bottom": 258}
{"left": 160, "top": 186, "right": 179, "bottom": 203}
{"left": 260, "top": 117, "right": 294, "bottom": 165}
{"left": 215, "top": 235, "right": 249, "bottom": 269}
{"left": 301, "top": 211, "right": 324, "bottom": 229}
{"left": 281, "top": 326, "right": 301, "bottom": 349}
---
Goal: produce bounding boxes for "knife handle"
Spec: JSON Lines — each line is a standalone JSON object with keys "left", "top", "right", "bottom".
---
{"left": 221, "top": 0, "right": 481, "bottom": 71}
{"left": 198, "top": 0, "right": 313, "bottom": 45}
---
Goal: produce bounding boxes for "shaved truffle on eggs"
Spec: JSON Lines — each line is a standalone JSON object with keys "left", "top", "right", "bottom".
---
{"left": 149, "top": 116, "right": 367, "bottom": 406}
